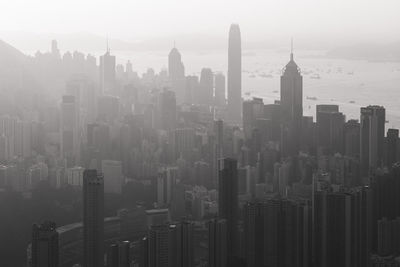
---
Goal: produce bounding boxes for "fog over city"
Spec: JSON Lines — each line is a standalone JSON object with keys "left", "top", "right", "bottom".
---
{"left": 1, "top": 1, "right": 400, "bottom": 267}
{"left": 2, "top": 0, "right": 400, "bottom": 51}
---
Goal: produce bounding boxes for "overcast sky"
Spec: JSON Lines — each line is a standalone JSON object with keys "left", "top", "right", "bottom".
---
{"left": 1, "top": 0, "right": 399, "bottom": 45}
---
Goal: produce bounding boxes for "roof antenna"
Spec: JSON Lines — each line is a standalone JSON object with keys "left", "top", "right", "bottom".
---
{"left": 174, "top": 40, "right": 176, "bottom": 48}
{"left": 290, "top": 37, "right": 294, "bottom": 61}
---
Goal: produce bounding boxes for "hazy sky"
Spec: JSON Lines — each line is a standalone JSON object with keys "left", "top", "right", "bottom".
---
{"left": 1, "top": 0, "right": 400, "bottom": 43}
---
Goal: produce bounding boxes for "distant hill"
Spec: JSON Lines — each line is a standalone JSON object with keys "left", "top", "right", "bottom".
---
{"left": 326, "top": 42, "right": 400, "bottom": 62}
{"left": 0, "top": 39, "right": 30, "bottom": 83}
{"left": 0, "top": 39, "right": 42, "bottom": 114}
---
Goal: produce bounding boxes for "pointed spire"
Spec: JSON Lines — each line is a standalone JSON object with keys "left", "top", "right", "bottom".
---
{"left": 173, "top": 40, "right": 176, "bottom": 49}
{"left": 290, "top": 37, "right": 294, "bottom": 61}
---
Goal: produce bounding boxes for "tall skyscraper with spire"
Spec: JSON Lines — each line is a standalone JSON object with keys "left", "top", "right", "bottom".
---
{"left": 99, "top": 41, "right": 116, "bottom": 94}
{"left": 280, "top": 41, "right": 303, "bottom": 157}
{"left": 227, "top": 24, "right": 241, "bottom": 124}
{"left": 168, "top": 44, "right": 185, "bottom": 104}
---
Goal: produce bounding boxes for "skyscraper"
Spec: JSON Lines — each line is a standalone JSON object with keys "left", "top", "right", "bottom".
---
{"left": 61, "top": 95, "right": 80, "bottom": 167}
{"left": 386, "top": 128, "right": 399, "bottom": 168}
{"left": 360, "top": 105, "right": 385, "bottom": 180}
{"left": 227, "top": 24, "right": 241, "bottom": 124}
{"left": 199, "top": 68, "right": 214, "bottom": 106}
{"left": 344, "top": 119, "right": 360, "bottom": 158}
{"left": 314, "top": 191, "right": 352, "bottom": 267}
{"left": 99, "top": 47, "right": 116, "bottom": 93}
{"left": 168, "top": 46, "right": 185, "bottom": 104}
{"left": 146, "top": 222, "right": 194, "bottom": 267}
{"left": 208, "top": 219, "right": 227, "bottom": 267}
{"left": 31, "top": 221, "right": 59, "bottom": 267}
{"left": 280, "top": 43, "right": 303, "bottom": 157}
{"left": 242, "top": 97, "right": 264, "bottom": 139}
{"left": 83, "top": 169, "right": 104, "bottom": 267}
{"left": 218, "top": 158, "right": 238, "bottom": 264}
{"left": 106, "top": 241, "right": 130, "bottom": 267}
{"left": 244, "top": 200, "right": 312, "bottom": 267}
{"left": 148, "top": 224, "right": 170, "bottom": 267}
{"left": 316, "top": 105, "right": 345, "bottom": 155}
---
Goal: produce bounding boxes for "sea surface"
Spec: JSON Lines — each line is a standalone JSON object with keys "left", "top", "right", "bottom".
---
{"left": 81, "top": 49, "right": 400, "bottom": 129}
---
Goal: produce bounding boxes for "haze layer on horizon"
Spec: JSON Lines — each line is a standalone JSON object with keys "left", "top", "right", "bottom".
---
{"left": 1, "top": 0, "right": 400, "bottom": 51}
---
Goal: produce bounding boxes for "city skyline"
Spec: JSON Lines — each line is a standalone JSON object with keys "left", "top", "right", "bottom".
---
{"left": 0, "top": 3, "right": 400, "bottom": 266}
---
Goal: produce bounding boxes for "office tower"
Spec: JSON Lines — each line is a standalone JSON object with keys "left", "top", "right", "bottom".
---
{"left": 371, "top": 164, "right": 400, "bottom": 252}
{"left": 314, "top": 191, "right": 352, "bottom": 267}
{"left": 185, "top": 75, "right": 199, "bottom": 104}
{"left": 242, "top": 97, "right": 264, "bottom": 139}
{"left": 157, "top": 167, "right": 178, "bottom": 206}
{"left": 264, "top": 103, "right": 282, "bottom": 142}
{"left": 148, "top": 224, "right": 170, "bottom": 267}
{"left": 158, "top": 89, "right": 177, "bottom": 131}
{"left": 208, "top": 219, "right": 227, "bottom": 267}
{"left": 280, "top": 44, "right": 303, "bottom": 157}
{"left": 386, "top": 128, "right": 399, "bottom": 168}
{"left": 227, "top": 24, "right": 242, "bottom": 124}
{"left": 280, "top": 42, "right": 303, "bottom": 157}
{"left": 61, "top": 95, "right": 80, "bottom": 167}
{"left": 140, "top": 237, "right": 149, "bottom": 267}
{"left": 83, "top": 169, "right": 104, "bottom": 267}
{"left": 168, "top": 46, "right": 185, "bottom": 103}
{"left": 107, "top": 241, "right": 130, "bottom": 267}
{"left": 377, "top": 217, "right": 400, "bottom": 256}
{"left": 344, "top": 119, "right": 360, "bottom": 158}
{"left": 31, "top": 221, "right": 59, "bottom": 267}
{"left": 126, "top": 60, "right": 133, "bottom": 75}
{"left": 244, "top": 200, "right": 312, "bottom": 267}
{"left": 280, "top": 46, "right": 303, "bottom": 122}
{"left": 171, "top": 221, "right": 194, "bottom": 267}
{"left": 101, "top": 160, "right": 123, "bottom": 194}
{"left": 199, "top": 68, "right": 213, "bottom": 106}
{"left": 107, "top": 244, "right": 119, "bottom": 267}
{"left": 316, "top": 105, "right": 345, "bottom": 155}
{"left": 99, "top": 47, "right": 116, "bottom": 93}
{"left": 360, "top": 105, "right": 386, "bottom": 179}
{"left": 218, "top": 158, "right": 238, "bottom": 264}
{"left": 174, "top": 128, "right": 195, "bottom": 160}
{"left": 214, "top": 73, "right": 226, "bottom": 106}
{"left": 146, "top": 222, "right": 194, "bottom": 267}
{"left": 51, "top": 39, "right": 60, "bottom": 58}
{"left": 351, "top": 187, "right": 373, "bottom": 267}
{"left": 314, "top": 187, "right": 372, "bottom": 267}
